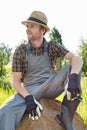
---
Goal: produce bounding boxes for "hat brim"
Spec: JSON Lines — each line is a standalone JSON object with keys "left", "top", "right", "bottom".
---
{"left": 22, "top": 20, "right": 50, "bottom": 32}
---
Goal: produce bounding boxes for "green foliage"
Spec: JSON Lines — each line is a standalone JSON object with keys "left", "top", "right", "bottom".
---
{"left": 0, "top": 43, "right": 12, "bottom": 77}
{"left": 0, "top": 76, "right": 13, "bottom": 93}
{"left": 0, "top": 43, "right": 12, "bottom": 91}
{"left": 49, "top": 26, "right": 62, "bottom": 44}
{"left": 49, "top": 27, "right": 69, "bottom": 72}
{"left": 78, "top": 40, "right": 87, "bottom": 76}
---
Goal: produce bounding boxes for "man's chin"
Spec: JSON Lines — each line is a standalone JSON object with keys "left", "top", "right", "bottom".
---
{"left": 27, "top": 36, "right": 33, "bottom": 41}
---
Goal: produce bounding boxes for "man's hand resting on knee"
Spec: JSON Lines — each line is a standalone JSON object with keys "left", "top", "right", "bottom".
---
{"left": 65, "top": 73, "right": 81, "bottom": 101}
{"left": 24, "top": 95, "right": 43, "bottom": 120}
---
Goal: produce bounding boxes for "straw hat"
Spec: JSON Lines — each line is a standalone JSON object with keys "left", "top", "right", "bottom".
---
{"left": 22, "top": 11, "right": 50, "bottom": 32}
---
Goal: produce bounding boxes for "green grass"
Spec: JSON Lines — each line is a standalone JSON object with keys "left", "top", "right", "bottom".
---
{"left": 0, "top": 77, "right": 87, "bottom": 126}
{"left": 77, "top": 77, "right": 87, "bottom": 126}
{"left": 0, "top": 88, "right": 15, "bottom": 106}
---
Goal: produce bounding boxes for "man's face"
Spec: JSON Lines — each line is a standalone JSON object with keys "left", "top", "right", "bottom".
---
{"left": 26, "top": 22, "right": 44, "bottom": 41}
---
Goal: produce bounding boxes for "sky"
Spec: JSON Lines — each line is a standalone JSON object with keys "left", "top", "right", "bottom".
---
{"left": 0, "top": 0, "right": 87, "bottom": 53}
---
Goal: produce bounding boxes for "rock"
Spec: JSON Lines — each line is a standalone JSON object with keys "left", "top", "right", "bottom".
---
{"left": 16, "top": 98, "right": 85, "bottom": 130}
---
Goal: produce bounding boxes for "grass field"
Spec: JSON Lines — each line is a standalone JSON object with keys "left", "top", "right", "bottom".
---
{"left": 0, "top": 77, "right": 87, "bottom": 126}
{"left": 0, "top": 88, "right": 15, "bottom": 106}
{"left": 77, "top": 77, "right": 87, "bottom": 126}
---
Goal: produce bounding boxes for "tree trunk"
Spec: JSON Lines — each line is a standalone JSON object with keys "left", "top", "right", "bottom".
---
{"left": 16, "top": 98, "right": 85, "bottom": 130}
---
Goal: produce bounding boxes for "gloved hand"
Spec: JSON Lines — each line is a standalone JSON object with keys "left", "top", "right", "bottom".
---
{"left": 25, "top": 95, "right": 43, "bottom": 120}
{"left": 65, "top": 73, "right": 81, "bottom": 101}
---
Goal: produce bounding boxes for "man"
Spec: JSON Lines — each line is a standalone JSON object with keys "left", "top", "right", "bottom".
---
{"left": 0, "top": 11, "right": 83, "bottom": 130}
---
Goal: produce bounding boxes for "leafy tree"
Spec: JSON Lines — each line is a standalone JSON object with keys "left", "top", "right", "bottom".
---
{"left": 49, "top": 26, "right": 62, "bottom": 44}
{"left": 0, "top": 43, "right": 12, "bottom": 77}
{"left": 78, "top": 39, "right": 87, "bottom": 76}
{"left": 49, "top": 27, "right": 67, "bottom": 72}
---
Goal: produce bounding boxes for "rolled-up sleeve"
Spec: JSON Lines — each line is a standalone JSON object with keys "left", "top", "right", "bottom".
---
{"left": 12, "top": 46, "right": 23, "bottom": 72}
{"left": 49, "top": 41, "right": 69, "bottom": 58}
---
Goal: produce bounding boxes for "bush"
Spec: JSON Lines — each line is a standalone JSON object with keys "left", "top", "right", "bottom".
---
{"left": 0, "top": 76, "right": 13, "bottom": 93}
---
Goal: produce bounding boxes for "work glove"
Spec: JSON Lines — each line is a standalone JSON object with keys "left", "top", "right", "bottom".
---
{"left": 65, "top": 73, "right": 81, "bottom": 101}
{"left": 25, "top": 95, "right": 43, "bottom": 120}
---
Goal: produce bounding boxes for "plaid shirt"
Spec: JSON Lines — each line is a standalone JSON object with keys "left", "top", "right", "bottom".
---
{"left": 12, "top": 39, "right": 69, "bottom": 81}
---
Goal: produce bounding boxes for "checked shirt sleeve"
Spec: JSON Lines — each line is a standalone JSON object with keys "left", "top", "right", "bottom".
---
{"left": 12, "top": 44, "right": 26, "bottom": 73}
{"left": 48, "top": 41, "right": 69, "bottom": 72}
{"left": 12, "top": 46, "right": 22, "bottom": 72}
{"left": 48, "top": 41, "right": 69, "bottom": 58}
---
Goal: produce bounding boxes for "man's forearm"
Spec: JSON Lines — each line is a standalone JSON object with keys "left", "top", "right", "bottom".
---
{"left": 70, "top": 56, "right": 83, "bottom": 74}
{"left": 13, "top": 81, "right": 30, "bottom": 98}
